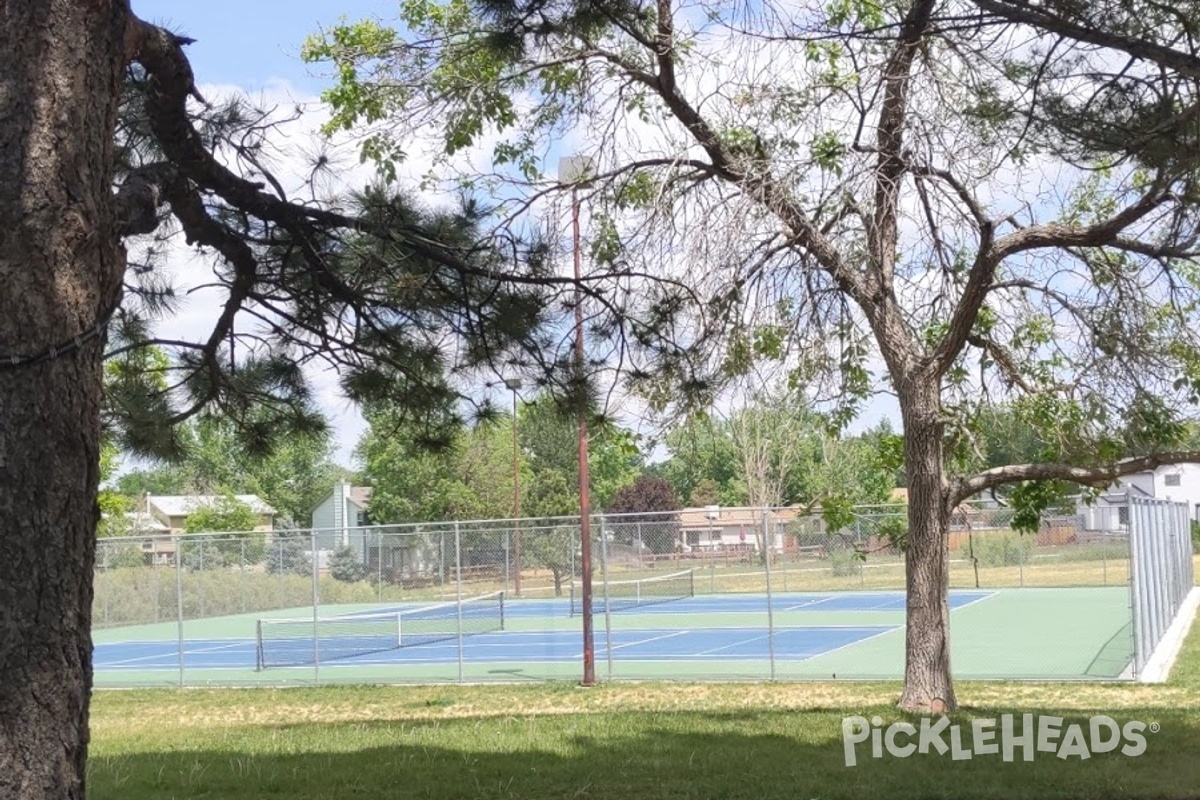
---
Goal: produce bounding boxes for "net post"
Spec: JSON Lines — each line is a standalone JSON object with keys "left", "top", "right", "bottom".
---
{"left": 454, "top": 521, "right": 464, "bottom": 683}
{"left": 255, "top": 619, "right": 264, "bottom": 671}
{"left": 397, "top": 613, "right": 403, "bottom": 648}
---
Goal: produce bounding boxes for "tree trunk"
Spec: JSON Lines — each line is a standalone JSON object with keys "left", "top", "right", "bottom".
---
{"left": 896, "top": 383, "right": 956, "bottom": 713}
{"left": 0, "top": 2, "right": 128, "bottom": 797}
{"left": 552, "top": 567, "right": 563, "bottom": 596}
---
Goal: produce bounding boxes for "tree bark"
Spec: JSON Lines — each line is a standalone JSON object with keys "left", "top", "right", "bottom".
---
{"left": 896, "top": 381, "right": 956, "bottom": 713}
{"left": 0, "top": 1, "right": 128, "bottom": 797}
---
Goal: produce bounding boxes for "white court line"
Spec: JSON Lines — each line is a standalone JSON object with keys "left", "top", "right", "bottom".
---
{"left": 952, "top": 591, "right": 999, "bottom": 611}
{"left": 777, "top": 596, "right": 839, "bottom": 612}
{"left": 605, "top": 630, "right": 690, "bottom": 652}
{"left": 693, "top": 632, "right": 771, "bottom": 656}
{"left": 792, "top": 625, "right": 903, "bottom": 663}
{"left": 100, "top": 640, "right": 249, "bottom": 667}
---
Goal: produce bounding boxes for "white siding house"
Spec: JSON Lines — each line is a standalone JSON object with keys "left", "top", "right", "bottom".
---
{"left": 310, "top": 482, "right": 373, "bottom": 554}
{"left": 308, "top": 483, "right": 441, "bottom": 581}
{"left": 1083, "top": 464, "right": 1200, "bottom": 531}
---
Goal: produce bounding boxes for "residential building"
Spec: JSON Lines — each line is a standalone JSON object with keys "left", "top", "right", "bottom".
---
{"left": 308, "top": 482, "right": 441, "bottom": 581}
{"left": 676, "top": 506, "right": 800, "bottom": 552}
{"left": 310, "top": 482, "right": 372, "bottom": 549}
{"left": 143, "top": 494, "right": 275, "bottom": 533}
{"left": 1082, "top": 464, "right": 1200, "bottom": 531}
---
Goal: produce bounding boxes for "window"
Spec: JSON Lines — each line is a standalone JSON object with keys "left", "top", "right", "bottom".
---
{"left": 1118, "top": 506, "right": 1130, "bottom": 526}
{"left": 1165, "top": 474, "right": 1182, "bottom": 487}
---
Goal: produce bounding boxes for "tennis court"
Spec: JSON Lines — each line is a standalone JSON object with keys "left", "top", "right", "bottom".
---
{"left": 93, "top": 583, "right": 1137, "bottom": 686}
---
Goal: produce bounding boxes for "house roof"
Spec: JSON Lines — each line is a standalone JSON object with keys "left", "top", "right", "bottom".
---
{"left": 124, "top": 511, "right": 171, "bottom": 533}
{"left": 348, "top": 486, "right": 372, "bottom": 508}
{"left": 147, "top": 495, "right": 276, "bottom": 517}
{"left": 1100, "top": 484, "right": 1154, "bottom": 500}
{"left": 99, "top": 511, "right": 171, "bottom": 533}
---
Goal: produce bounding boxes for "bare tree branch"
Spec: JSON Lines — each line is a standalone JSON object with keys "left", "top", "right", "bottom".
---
{"left": 952, "top": 450, "right": 1200, "bottom": 505}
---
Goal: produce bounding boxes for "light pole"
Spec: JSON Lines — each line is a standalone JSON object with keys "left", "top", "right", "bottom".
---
{"left": 559, "top": 154, "right": 596, "bottom": 686}
{"left": 505, "top": 377, "right": 523, "bottom": 597}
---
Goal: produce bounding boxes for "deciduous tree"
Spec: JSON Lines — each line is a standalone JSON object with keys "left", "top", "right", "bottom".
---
{"left": 310, "top": 0, "right": 1200, "bottom": 713}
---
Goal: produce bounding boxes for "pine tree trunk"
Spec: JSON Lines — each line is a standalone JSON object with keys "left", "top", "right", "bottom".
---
{"left": 0, "top": 2, "right": 128, "bottom": 796}
{"left": 897, "top": 383, "right": 956, "bottom": 713}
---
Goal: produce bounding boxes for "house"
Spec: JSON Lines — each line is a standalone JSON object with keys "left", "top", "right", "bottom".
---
{"left": 310, "top": 482, "right": 372, "bottom": 550}
{"left": 1082, "top": 463, "right": 1200, "bottom": 531}
{"left": 143, "top": 494, "right": 276, "bottom": 533}
{"left": 308, "top": 482, "right": 439, "bottom": 581}
{"left": 676, "top": 506, "right": 800, "bottom": 553}
{"left": 95, "top": 511, "right": 176, "bottom": 565}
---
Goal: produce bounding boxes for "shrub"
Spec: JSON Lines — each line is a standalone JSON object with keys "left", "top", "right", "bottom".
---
{"left": 92, "top": 565, "right": 380, "bottom": 628}
{"left": 266, "top": 535, "right": 311, "bottom": 576}
{"left": 330, "top": 546, "right": 369, "bottom": 583}
{"left": 971, "top": 532, "right": 1033, "bottom": 567}
{"left": 827, "top": 546, "right": 862, "bottom": 577}
{"left": 97, "top": 543, "right": 147, "bottom": 569}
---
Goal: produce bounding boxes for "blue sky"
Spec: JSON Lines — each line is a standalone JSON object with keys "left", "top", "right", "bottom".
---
{"left": 135, "top": 0, "right": 392, "bottom": 94}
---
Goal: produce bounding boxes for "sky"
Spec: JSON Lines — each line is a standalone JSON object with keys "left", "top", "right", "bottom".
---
{"left": 135, "top": 1, "right": 392, "bottom": 95}
{"left": 126, "top": 1, "right": 902, "bottom": 469}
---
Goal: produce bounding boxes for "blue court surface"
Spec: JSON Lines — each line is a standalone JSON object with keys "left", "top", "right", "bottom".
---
{"left": 94, "top": 590, "right": 995, "bottom": 676}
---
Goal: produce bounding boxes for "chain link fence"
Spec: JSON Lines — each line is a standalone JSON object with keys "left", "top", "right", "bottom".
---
{"left": 92, "top": 498, "right": 1196, "bottom": 687}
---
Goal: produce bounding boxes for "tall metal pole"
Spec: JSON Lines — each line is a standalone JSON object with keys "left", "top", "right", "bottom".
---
{"left": 573, "top": 184, "right": 596, "bottom": 686}
{"left": 506, "top": 379, "right": 523, "bottom": 597}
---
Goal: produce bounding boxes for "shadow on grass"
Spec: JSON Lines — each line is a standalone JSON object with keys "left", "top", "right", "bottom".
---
{"left": 90, "top": 707, "right": 1200, "bottom": 800}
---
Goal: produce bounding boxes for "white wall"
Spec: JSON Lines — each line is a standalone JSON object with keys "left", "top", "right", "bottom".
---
{"left": 310, "top": 482, "right": 370, "bottom": 556}
{"left": 1152, "top": 464, "right": 1200, "bottom": 521}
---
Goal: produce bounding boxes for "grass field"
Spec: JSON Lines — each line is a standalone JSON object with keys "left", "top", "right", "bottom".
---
{"left": 89, "top": 610, "right": 1200, "bottom": 799}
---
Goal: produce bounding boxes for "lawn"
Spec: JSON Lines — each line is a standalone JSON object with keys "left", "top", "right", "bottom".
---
{"left": 89, "top": 612, "right": 1200, "bottom": 799}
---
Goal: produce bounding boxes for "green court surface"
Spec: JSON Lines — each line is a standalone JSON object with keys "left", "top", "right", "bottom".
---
{"left": 92, "top": 587, "right": 1134, "bottom": 687}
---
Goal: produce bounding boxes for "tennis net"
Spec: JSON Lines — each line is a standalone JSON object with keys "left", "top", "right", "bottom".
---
{"left": 570, "top": 569, "right": 695, "bottom": 617}
{"left": 256, "top": 590, "right": 505, "bottom": 669}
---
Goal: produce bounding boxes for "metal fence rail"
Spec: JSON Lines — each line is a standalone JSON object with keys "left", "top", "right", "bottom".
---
{"left": 90, "top": 500, "right": 1195, "bottom": 687}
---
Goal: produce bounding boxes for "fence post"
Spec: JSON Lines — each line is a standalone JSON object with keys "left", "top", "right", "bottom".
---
{"left": 277, "top": 538, "right": 285, "bottom": 610}
{"left": 152, "top": 544, "right": 160, "bottom": 623}
{"left": 454, "top": 521, "right": 464, "bottom": 683}
{"left": 762, "top": 510, "right": 776, "bottom": 680}
{"left": 240, "top": 539, "right": 247, "bottom": 615}
{"left": 174, "top": 534, "right": 184, "bottom": 688}
{"left": 101, "top": 543, "right": 109, "bottom": 627}
{"left": 311, "top": 527, "right": 320, "bottom": 684}
{"left": 1018, "top": 541, "right": 1024, "bottom": 589}
{"left": 1102, "top": 539, "right": 1107, "bottom": 587}
{"left": 600, "top": 514, "right": 613, "bottom": 681}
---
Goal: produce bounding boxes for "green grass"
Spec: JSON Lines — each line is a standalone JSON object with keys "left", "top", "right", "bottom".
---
{"left": 89, "top": 610, "right": 1200, "bottom": 799}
